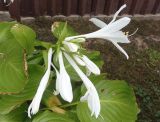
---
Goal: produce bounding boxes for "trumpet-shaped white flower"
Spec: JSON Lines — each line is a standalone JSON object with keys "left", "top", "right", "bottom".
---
{"left": 64, "top": 52, "right": 100, "bottom": 118}
{"left": 55, "top": 51, "right": 73, "bottom": 102}
{"left": 28, "top": 48, "right": 53, "bottom": 118}
{"left": 65, "top": 4, "right": 130, "bottom": 59}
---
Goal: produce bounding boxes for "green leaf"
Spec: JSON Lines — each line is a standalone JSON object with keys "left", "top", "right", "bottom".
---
{"left": 0, "top": 104, "right": 27, "bottom": 122}
{"left": 90, "top": 73, "right": 107, "bottom": 81}
{"left": 67, "top": 111, "right": 80, "bottom": 122}
{"left": 33, "top": 111, "right": 75, "bottom": 122}
{"left": 0, "top": 22, "right": 28, "bottom": 94}
{"left": 51, "top": 22, "right": 77, "bottom": 40}
{"left": 0, "top": 64, "right": 44, "bottom": 114}
{"left": 34, "top": 40, "right": 52, "bottom": 50}
{"left": 77, "top": 80, "right": 139, "bottom": 122}
{"left": 27, "top": 51, "right": 43, "bottom": 65}
{"left": 10, "top": 23, "right": 36, "bottom": 53}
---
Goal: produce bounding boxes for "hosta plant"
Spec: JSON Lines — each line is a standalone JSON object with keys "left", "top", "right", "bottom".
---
{"left": 0, "top": 5, "right": 139, "bottom": 122}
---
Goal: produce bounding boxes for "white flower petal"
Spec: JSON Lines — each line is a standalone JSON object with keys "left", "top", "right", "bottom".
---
{"left": 55, "top": 74, "right": 60, "bottom": 95}
{"left": 82, "top": 55, "right": 100, "bottom": 75}
{"left": 73, "top": 54, "right": 86, "bottom": 66}
{"left": 28, "top": 48, "right": 53, "bottom": 118}
{"left": 51, "top": 63, "right": 60, "bottom": 95}
{"left": 80, "top": 87, "right": 100, "bottom": 118}
{"left": 89, "top": 91, "right": 96, "bottom": 116}
{"left": 102, "top": 31, "right": 130, "bottom": 43}
{"left": 100, "top": 17, "right": 131, "bottom": 34}
{"left": 89, "top": 18, "right": 107, "bottom": 28}
{"left": 111, "top": 40, "right": 129, "bottom": 59}
{"left": 63, "top": 41, "right": 79, "bottom": 52}
{"left": 64, "top": 52, "right": 100, "bottom": 118}
{"left": 109, "top": 4, "right": 126, "bottom": 24}
{"left": 58, "top": 51, "right": 73, "bottom": 102}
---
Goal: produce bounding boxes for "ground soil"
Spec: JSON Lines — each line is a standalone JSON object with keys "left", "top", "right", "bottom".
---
{"left": 21, "top": 16, "right": 160, "bottom": 122}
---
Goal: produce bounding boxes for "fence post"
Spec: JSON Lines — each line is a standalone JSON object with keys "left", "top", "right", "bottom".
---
{"left": 144, "top": 0, "right": 156, "bottom": 14}
{"left": 134, "top": 0, "right": 146, "bottom": 14}
{"left": 63, "top": 0, "right": 78, "bottom": 16}
{"left": 95, "top": 0, "right": 106, "bottom": 15}
{"left": 123, "top": 0, "right": 132, "bottom": 14}
{"left": 104, "top": 0, "right": 120, "bottom": 15}
{"left": 33, "top": 0, "right": 40, "bottom": 16}
{"left": 78, "top": 0, "right": 92, "bottom": 15}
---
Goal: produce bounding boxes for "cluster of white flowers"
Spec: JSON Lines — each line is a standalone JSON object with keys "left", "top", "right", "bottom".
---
{"left": 28, "top": 4, "right": 131, "bottom": 119}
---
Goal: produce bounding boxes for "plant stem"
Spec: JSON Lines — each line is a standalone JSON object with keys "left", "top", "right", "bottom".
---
{"left": 60, "top": 101, "right": 79, "bottom": 108}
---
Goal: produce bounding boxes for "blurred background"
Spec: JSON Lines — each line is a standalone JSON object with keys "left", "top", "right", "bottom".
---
{"left": 0, "top": 0, "right": 160, "bottom": 121}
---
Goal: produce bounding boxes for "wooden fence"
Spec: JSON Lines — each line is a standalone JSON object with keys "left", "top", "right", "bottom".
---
{"left": 0, "top": 0, "right": 160, "bottom": 21}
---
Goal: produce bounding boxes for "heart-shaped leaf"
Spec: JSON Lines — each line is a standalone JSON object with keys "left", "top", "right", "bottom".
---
{"left": 0, "top": 64, "right": 44, "bottom": 114}
{"left": 77, "top": 80, "right": 139, "bottom": 122}
{"left": 10, "top": 23, "right": 36, "bottom": 53}
{"left": 0, "top": 22, "right": 28, "bottom": 94}
{"left": 33, "top": 111, "right": 75, "bottom": 122}
{"left": 0, "top": 104, "right": 27, "bottom": 122}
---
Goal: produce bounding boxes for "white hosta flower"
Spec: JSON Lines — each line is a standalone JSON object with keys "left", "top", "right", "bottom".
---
{"left": 28, "top": 48, "right": 53, "bottom": 118}
{"left": 56, "top": 51, "right": 73, "bottom": 102}
{"left": 65, "top": 4, "right": 130, "bottom": 59}
{"left": 64, "top": 52, "right": 100, "bottom": 118}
